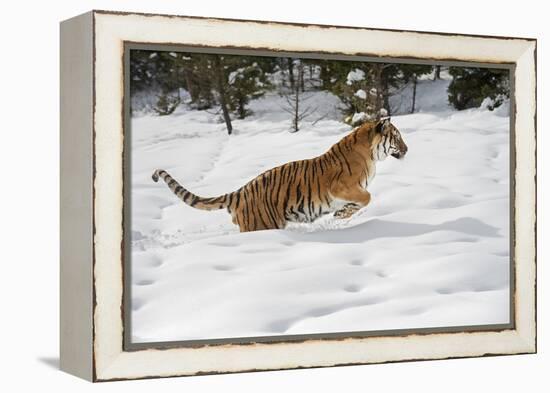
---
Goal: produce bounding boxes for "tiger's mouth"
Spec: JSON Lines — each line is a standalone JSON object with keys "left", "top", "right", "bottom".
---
{"left": 391, "top": 152, "right": 403, "bottom": 159}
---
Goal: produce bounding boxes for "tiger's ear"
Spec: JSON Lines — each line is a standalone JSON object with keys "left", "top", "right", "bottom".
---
{"left": 375, "top": 117, "right": 391, "bottom": 134}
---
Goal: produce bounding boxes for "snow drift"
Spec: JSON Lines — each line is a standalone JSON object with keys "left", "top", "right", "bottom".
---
{"left": 129, "top": 78, "right": 510, "bottom": 343}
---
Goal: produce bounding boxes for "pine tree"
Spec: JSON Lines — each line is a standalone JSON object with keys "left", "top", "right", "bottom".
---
{"left": 225, "top": 59, "right": 272, "bottom": 119}
{"left": 129, "top": 50, "right": 214, "bottom": 113}
{"left": 211, "top": 55, "right": 233, "bottom": 134}
{"left": 329, "top": 62, "right": 373, "bottom": 123}
{"left": 183, "top": 54, "right": 216, "bottom": 110}
{"left": 153, "top": 92, "right": 180, "bottom": 116}
{"left": 328, "top": 62, "right": 401, "bottom": 123}
{"left": 447, "top": 67, "right": 509, "bottom": 110}
{"left": 129, "top": 50, "right": 155, "bottom": 94}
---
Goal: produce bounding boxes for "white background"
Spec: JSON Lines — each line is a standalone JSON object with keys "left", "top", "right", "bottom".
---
{"left": 0, "top": 0, "right": 545, "bottom": 391}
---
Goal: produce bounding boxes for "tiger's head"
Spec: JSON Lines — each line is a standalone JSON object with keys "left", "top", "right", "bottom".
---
{"left": 372, "top": 117, "right": 408, "bottom": 160}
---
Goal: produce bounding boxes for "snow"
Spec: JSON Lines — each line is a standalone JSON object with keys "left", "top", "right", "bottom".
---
{"left": 346, "top": 68, "right": 365, "bottom": 85}
{"left": 351, "top": 112, "right": 370, "bottom": 125}
{"left": 390, "top": 78, "right": 453, "bottom": 114}
{"left": 354, "top": 89, "right": 367, "bottom": 99}
{"left": 228, "top": 68, "right": 244, "bottom": 85}
{"left": 130, "top": 79, "right": 510, "bottom": 343}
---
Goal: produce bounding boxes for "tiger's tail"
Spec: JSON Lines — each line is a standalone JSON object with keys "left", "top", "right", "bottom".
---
{"left": 152, "top": 169, "right": 230, "bottom": 211}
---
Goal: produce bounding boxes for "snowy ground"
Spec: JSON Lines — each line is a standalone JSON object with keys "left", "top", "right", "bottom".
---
{"left": 129, "top": 79, "right": 510, "bottom": 343}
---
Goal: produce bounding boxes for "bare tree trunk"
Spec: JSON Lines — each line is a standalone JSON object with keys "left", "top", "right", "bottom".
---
{"left": 382, "top": 77, "right": 391, "bottom": 116}
{"left": 293, "top": 73, "right": 300, "bottom": 132}
{"left": 237, "top": 96, "right": 246, "bottom": 119}
{"left": 279, "top": 58, "right": 287, "bottom": 88}
{"left": 288, "top": 58, "right": 295, "bottom": 90}
{"left": 372, "top": 64, "right": 384, "bottom": 118}
{"left": 295, "top": 63, "right": 306, "bottom": 131}
{"left": 183, "top": 68, "right": 198, "bottom": 102}
{"left": 433, "top": 65, "right": 441, "bottom": 80}
{"left": 411, "top": 74, "right": 418, "bottom": 113}
{"left": 300, "top": 64, "right": 305, "bottom": 92}
{"left": 213, "top": 56, "right": 233, "bottom": 134}
{"left": 320, "top": 62, "right": 330, "bottom": 88}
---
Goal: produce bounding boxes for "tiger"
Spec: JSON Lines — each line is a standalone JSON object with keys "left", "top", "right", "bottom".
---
{"left": 152, "top": 117, "right": 408, "bottom": 232}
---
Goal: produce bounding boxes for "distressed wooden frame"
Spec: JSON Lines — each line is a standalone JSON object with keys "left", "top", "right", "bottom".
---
{"left": 60, "top": 10, "right": 537, "bottom": 382}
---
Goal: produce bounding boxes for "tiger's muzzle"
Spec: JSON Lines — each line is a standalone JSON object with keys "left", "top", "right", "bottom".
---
{"left": 392, "top": 144, "right": 408, "bottom": 159}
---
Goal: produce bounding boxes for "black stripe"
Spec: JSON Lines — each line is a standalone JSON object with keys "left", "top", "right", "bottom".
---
{"left": 286, "top": 163, "right": 294, "bottom": 183}
{"left": 259, "top": 174, "right": 274, "bottom": 225}
{"left": 234, "top": 190, "right": 241, "bottom": 209}
{"left": 305, "top": 173, "right": 313, "bottom": 218}
{"left": 241, "top": 189, "right": 250, "bottom": 226}
{"left": 318, "top": 159, "right": 325, "bottom": 174}
{"left": 264, "top": 174, "right": 280, "bottom": 226}
{"left": 264, "top": 195, "right": 278, "bottom": 228}
{"left": 227, "top": 192, "right": 234, "bottom": 209}
{"left": 280, "top": 164, "right": 290, "bottom": 185}
{"left": 272, "top": 169, "right": 283, "bottom": 207}
{"left": 335, "top": 144, "right": 352, "bottom": 175}
{"left": 249, "top": 199, "right": 257, "bottom": 229}
{"left": 344, "top": 136, "right": 352, "bottom": 151}
{"left": 334, "top": 168, "right": 343, "bottom": 182}
{"left": 287, "top": 163, "right": 298, "bottom": 191}
{"left": 295, "top": 183, "right": 302, "bottom": 205}
{"left": 256, "top": 202, "right": 269, "bottom": 228}
{"left": 316, "top": 174, "right": 322, "bottom": 202}
{"left": 297, "top": 198, "right": 305, "bottom": 215}
{"left": 246, "top": 186, "right": 256, "bottom": 229}
{"left": 330, "top": 151, "right": 339, "bottom": 166}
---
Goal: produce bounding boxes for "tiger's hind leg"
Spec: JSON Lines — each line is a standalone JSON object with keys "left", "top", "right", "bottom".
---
{"left": 233, "top": 210, "right": 285, "bottom": 232}
{"left": 231, "top": 189, "right": 286, "bottom": 232}
{"left": 232, "top": 210, "right": 264, "bottom": 232}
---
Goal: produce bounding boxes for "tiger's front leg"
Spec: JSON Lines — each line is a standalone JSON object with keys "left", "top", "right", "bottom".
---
{"left": 330, "top": 184, "right": 372, "bottom": 220}
{"left": 334, "top": 203, "right": 361, "bottom": 219}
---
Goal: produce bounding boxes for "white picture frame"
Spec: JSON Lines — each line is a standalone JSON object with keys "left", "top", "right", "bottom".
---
{"left": 60, "top": 10, "right": 536, "bottom": 381}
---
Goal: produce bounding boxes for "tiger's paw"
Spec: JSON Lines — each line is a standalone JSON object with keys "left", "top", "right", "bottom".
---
{"left": 334, "top": 203, "right": 361, "bottom": 219}
{"left": 334, "top": 210, "right": 353, "bottom": 219}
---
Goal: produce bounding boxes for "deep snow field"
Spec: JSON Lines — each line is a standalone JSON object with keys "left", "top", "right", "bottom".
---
{"left": 130, "top": 78, "right": 511, "bottom": 343}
